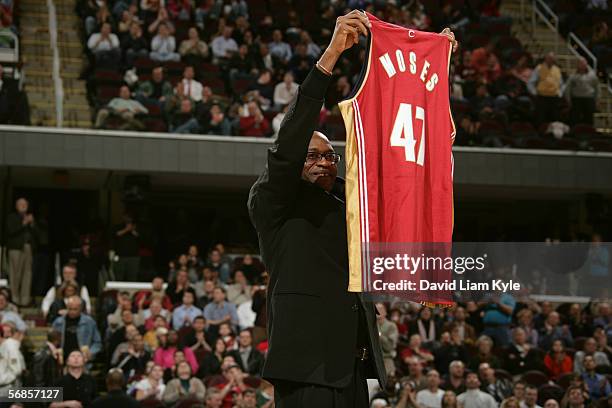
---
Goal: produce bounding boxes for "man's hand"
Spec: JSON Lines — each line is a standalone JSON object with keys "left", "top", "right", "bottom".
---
{"left": 440, "top": 28, "right": 459, "bottom": 52}
{"left": 318, "top": 10, "right": 370, "bottom": 74}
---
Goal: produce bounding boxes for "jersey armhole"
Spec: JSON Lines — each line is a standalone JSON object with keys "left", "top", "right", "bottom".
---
{"left": 338, "top": 27, "right": 373, "bottom": 108}
{"left": 447, "top": 41, "right": 457, "bottom": 144}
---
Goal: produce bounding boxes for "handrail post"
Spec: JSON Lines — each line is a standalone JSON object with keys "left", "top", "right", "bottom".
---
{"left": 531, "top": 0, "right": 536, "bottom": 36}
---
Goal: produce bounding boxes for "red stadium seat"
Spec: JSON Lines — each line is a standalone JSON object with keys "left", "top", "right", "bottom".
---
{"left": 144, "top": 118, "right": 168, "bottom": 132}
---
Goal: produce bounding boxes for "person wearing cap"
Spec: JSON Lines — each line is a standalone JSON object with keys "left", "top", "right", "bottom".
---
{"left": 91, "top": 368, "right": 139, "bottom": 408}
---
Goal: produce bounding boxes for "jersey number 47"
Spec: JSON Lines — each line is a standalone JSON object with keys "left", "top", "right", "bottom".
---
{"left": 389, "top": 103, "right": 425, "bottom": 166}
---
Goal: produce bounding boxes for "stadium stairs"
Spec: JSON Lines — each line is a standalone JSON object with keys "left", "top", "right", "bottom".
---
{"left": 19, "top": 0, "right": 91, "bottom": 128}
{"left": 501, "top": 0, "right": 612, "bottom": 133}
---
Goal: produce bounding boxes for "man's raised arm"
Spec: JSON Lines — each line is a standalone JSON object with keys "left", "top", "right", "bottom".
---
{"left": 248, "top": 10, "right": 370, "bottom": 231}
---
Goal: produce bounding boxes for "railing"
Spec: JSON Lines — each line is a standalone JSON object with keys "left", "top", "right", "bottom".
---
{"left": 532, "top": 0, "right": 559, "bottom": 52}
{"left": 0, "top": 30, "right": 19, "bottom": 64}
{"left": 568, "top": 32, "right": 598, "bottom": 72}
{"left": 47, "top": 0, "right": 64, "bottom": 127}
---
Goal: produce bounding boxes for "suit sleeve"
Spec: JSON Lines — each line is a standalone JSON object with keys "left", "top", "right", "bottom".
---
{"left": 248, "top": 67, "right": 332, "bottom": 231}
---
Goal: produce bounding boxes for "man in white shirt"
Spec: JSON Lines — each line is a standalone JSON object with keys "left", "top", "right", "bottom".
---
{"left": 150, "top": 23, "right": 180, "bottom": 62}
{"left": 42, "top": 263, "right": 91, "bottom": 319}
{"left": 180, "top": 65, "right": 203, "bottom": 102}
{"left": 210, "top": 26, "right": 238, "bottom": 61}
{"left": 457, "top": 372, "right": 498, "bottom": 408}
{"left": 273, "top": 71, "right": 298, "bottom": 108}
{"left": 87, "top": 22, "right": 121, "bottom": 68}
{"left": 416, "top": 369, "right": 445, "bottom": 408}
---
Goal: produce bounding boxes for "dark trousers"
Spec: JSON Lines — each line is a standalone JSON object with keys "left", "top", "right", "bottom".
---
{"left": 536, "top": 95, "right": 561, "bottom": 124}
{"left": 274, "top": 359, "right": 369, "bottom": 408}
{"left": 570, "top": 97, "right": 595, "bottom": 125}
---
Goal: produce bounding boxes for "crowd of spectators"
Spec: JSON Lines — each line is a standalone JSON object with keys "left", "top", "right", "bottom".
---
{"left": 77, "top": 0, "right": 610, "bottom": 151}
{"left": 1, "top": 197, "right": 611, "bottom": 407}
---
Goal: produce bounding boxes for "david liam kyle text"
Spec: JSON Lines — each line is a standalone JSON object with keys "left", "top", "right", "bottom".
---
{"left": 372, "top": 279, "right": 521, "bottom": 292}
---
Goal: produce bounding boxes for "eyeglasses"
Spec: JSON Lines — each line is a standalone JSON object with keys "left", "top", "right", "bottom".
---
{"left": 305, "top": 152, "right": 341, "bottom": 164}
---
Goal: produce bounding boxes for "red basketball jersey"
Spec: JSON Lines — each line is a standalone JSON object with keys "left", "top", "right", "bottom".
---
{"left": 339, "top": 13, "right": 455, "bottom": 303}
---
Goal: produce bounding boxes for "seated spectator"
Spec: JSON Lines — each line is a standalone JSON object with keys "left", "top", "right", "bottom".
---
{"left": 0, "top": 292, "right": 26, "bottom": 332}
{"left": 509, "top": 54, "right": 533, "bottom": 84}
{"left": 434, "top": 329, "right": 467, "bottom": 376}
{"left": 229, "top": 44, "right": 255, "bottom": 82}
{"left": 468, "top": 335, "right": 501, "bottom": 371}
{"left": 482, "top": 294, "right": 515, "bottom": 347}
{"left": 207, "top": 248, "right": 233, "bottom": 283}
{"left": 49, "top": 350, "right": 96, "bottom": 408}
{"left": 32, "top": 330, "right": 64, "bottom": 387}
{"left": 184, "top": 316, "right": 212, "bottom": 357}
{"left": 42, "top": 263, "right": 91, "bottom": 319}
{"left": 226, "top": 270, "right": 252, "bottom": 306}
{"left": 134, "top": 363, "right": 165, "bottom": 401}
{"left": 170, "top": 98, "right": 201, "bottom": 134}
{"left": 254, "top": 43, "right": 275, "bottom": 73}
{"left": 135, "top": 66, "right": 173, "bottom": 108}
{"left": 470, "top": 40, "right": 501, "bottom": 83}
{"left": 140, "top": 298, "right": 172, "bottom": 329}
{"left": 85, "top": 4, "right": 114, "bottom": 37}
{"left": 479, "top": 362, "right": 512, "bottom": 403}
{"left": 201, "top": 104, "right": 232, "bottom": 135}
{"left": 91, "top": 368, "right": 139, "bottom": 408}
{"left": 117, "top": 6, "right": 141, "bottom": 39}
{"left": 108, "top": 291, "right": 139, "bottom": 329}
{"left": 109, "top": 319, "right": 143, "bottom": 365}
{"left": 205, "top": 388, "right": 224, "bottom": 408}
{"left": 218, "top": 321, "right": 237, "bottom": 351}
{"left": 144, "top": 317, "right": 169, "bottom": 349}
{"left": 195, "top": 279, "right": 216, "bottom": 308}
{"left": 441, "top": 360, "right": 466, "bottom": 395}
{"left": 94, "top": 85, "right": 148, "bottom": 130}
{"left": 410, "top": 307, "right": 440, "bottom": 346}
{"left": 564, "top": 57, "right": 599, "bottom": 125}
{"left": 268, "top": 29, "right": 292, "bottom": 64}
{"left": 416, "top": 369, "right": 445, "bottom": 408}
{"left": 563, "top": 385, "right": 587, "bottom": 408}
{"left": 544, "top": 339, "right": 573, "bottom": 380}
{"left": 115, "top": 332, "right": 151, "bottom": 380}
{"left": 154, "top": 329, "right": 199, "bottom": 373}
{"left": 402, "top": 357, "right": 428, "bottom": 391}
{"left": 51, "top": 296, "right": 102, "bottom": 363}
{"left": 504, "top": 327, "right": 544, "bottom": 375}
{"left": 539, "top": 311, "right": 574, "bottom": 350}
{"left": 87, "top": 22, "right": 121, "bottom": 68}
{"left": 172, "top": 289, "right": 202, "bottom": 330}
{"left": 162, "top": 360, "right": 206, "bottom": 405}
{"left": 147, "top": 6, "right": 174, "bottom": 35}
{"left": 444, "top": 306, "right": 476, "bottom": 345}
{"left": 248, "top": 70, "right": 274, "bottom": 111}
{"left": 574, "top": 337, "right": 610, "bottom": 375}
{"left": 46, "top": 280, "right": 82, "bottom": 324}
{"left": 121, "top": 22, "right": 149, "bottom": 67}
{"left": 239, "top": 101, "right": 270, "bottom": 137}
{"left": 215, "top": 362, "right": 250, "bottom": 407}
{"left": 227, "top": 328, "right": 263, "bottom": 376}
{"left": 581, "top": 355, "right": 611, "bottom": 400}
{"left": 211, "top": 26, "right": 238, "bottom": 62}
{"left": 457, "top": 372, "right": 497, "bottom": 408}
{"left": 0, "top": 323, "right": 25, "bottom": 392}
{"left": 197, "top": 337, "right": 226, "bottom": 378}
{"left": 300, "top": 30, "right": 321, "bottom": 59}
{"left": 134, "top": 276, "right": 174, "bottom": 311}
{"left": 288, "top": 43, "right": 315, "bottom": 82}
{"left": 203, "top": 286, "right": 239, "bottom": 340}
{"left": 528, "top": 52, "right": 563, "bottom": 124}
{"left": 167, "top": 268, "right": 193, "bottom": 306}
{"left": 179, "top": 65, "right": 204, "bottom": 102}
{"left": 179, "top": 27, "right": 209, "bottom": 65}
{"left": 516, "top": 308, "right": 539, "bottom": 347}
{"left": 273, "top": 71, "right": 298, "bottom": 108}
{"left": 150, "top": 23, "right": 180, "bottom": 62}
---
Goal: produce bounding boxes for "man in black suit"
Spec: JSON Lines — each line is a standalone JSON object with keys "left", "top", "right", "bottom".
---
{"left": 227, "top": 328, "right": 264, "bottom": 376}
{"left": 5, "top": 197, "right": 37, "bottom": 306}
{"left": 247, "top": 10, "right": 385, "bottom": 407}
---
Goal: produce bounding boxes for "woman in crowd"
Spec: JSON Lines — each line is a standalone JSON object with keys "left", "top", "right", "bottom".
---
{"left": 134, "top": 363, "right": 166, "bottom": 401}
{"left": 197, "top": 337, "right": 227, "bottom": 378}
{"left": 46, "top": 281, "right": 82, "bottom": 324}
{"left": 153, "top": 329, "right": 199, "bottom": 374}
{"left": 544, "top": 339, "right": 573, "bottom": 380}
{"left": 441, "top": 390, "right": 459, "bottom": 408}
{"left": 162, "top": 360, "right": 206, "bottom": 405}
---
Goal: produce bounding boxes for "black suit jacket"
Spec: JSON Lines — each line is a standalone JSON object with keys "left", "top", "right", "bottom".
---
{"left": 5, "top": 212, "right": 37, "bottom": 250}
{"left": 248, "top": 67, "right": 387, "bottom": 389}
{"left": 228, "top": 347, "right": 265, "bottom": 376}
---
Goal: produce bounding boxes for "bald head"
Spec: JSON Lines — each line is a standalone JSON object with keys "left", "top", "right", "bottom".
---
{"left": 302, "top": 131, "right": 338, "bottom": 192}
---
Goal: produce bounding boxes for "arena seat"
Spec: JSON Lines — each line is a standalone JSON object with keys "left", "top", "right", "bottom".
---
{"left": 537, "top": 383, "right": 564, "bottom": 405}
